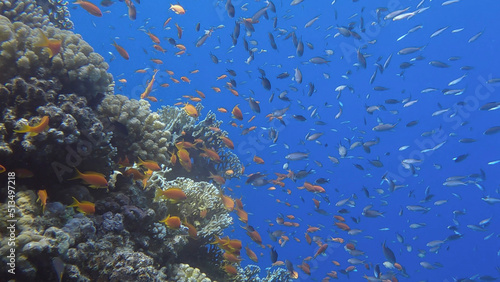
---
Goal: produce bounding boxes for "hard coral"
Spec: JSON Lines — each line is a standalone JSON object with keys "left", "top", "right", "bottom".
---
{"left": 0, "top": 0, "right": 73, "bottom": 29}
{"left": 0, "top": 16, "right": 113, "bottom": 100}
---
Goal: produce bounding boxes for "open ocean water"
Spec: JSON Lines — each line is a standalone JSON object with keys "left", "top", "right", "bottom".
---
{"left": 7, "top": 0, "right": 500, "bottom": 281}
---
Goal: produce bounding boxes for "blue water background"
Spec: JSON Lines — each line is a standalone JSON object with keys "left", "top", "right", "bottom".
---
{"left": 71, "top": 0, "right": 500, "bottom": 280}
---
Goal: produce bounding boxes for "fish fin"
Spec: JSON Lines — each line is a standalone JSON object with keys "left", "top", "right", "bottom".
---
{"left": 68, "top": 197, "right": 79, "bottom": 208}
{"left": 68, "top": 168, "right": 83, "bottom": 181}
{"left": 13, "top": 124, "right": 32, "bottom": 134}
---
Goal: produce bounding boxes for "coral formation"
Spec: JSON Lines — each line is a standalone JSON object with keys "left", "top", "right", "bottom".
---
{"left": 0, "top": 16, "right": 113, "bottom": 98}
{"left": 0, "top": 76, "right": 115, "bottom": 187}
{"left": 98, "top": 94, "right": 243, "bottom": 183}
{"left": 170, "top": 263, "right": 213, "bottom": 282}
{"left": 150, "top": 176, "right": 233, "bottom": 238}
{"left": 0, "top": 15, "right": 115, "bottom": 186}
{"left": 0, "top": 0, "right": 73, "bottom": 29}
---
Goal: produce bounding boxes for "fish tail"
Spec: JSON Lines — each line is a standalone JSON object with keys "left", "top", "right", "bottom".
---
{"left": 34, "top": 30, "right": 55, "bottom": 57}
{"left": 68, "top": 197, "right": 80, "bottom": 208}
{"left": 68, "top": 168, "right": 83, "bottom": 181}
{"left": 13, "top": 124, "right": 32, "bottom": 134}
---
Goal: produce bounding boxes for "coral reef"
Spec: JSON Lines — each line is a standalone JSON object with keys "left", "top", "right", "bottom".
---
{"left": 0, "top": 0, "right": 73, "bottom": 29}
{"left": 0, "top": 15, "right": 115, "bottom": 186}
{"left": 149, "top": 176, "right": 233, "bottom": 239}
{"left": 0, "top": 16, "right": 113, "bottom": 98}
{"left": 98, "top": 95, "right": 243, "bottom": 183}
{"left": 170, "top": 263, "right": 213, "bottom": 282}
{"left": 97, "top": 94, "right": 172, "bottom": 164}
{"left": 0, "top": 76, "right": 115, "bottom": 187}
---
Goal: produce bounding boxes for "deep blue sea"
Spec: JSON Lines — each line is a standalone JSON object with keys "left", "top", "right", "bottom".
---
{"left": 72, "top": 0, "right": 500, "bottom": 281}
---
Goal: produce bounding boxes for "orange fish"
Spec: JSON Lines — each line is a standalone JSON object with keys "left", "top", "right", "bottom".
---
{"left": 211, "top": 87, "right": 221, "bottom": 93}
{"left": 219, "top": 136, "right": 234, "bottom": 149}
{"left": 245, "top": 246, "right": 258, "bottom": 262}
{"left": 74, "top": 1, "right": 102, "bottom": 17}
{"left": 69, "top": 197, "right": 95, "bottom": 215}
{"left": 146, "top": 96, "right": 158, "bottom": 102}
{"left": 160, "top": 83, "right": 170, "bottom": 87}
{"left": 37, "top": 190, "right": 48, "bottom": 213}
{"left": 160, "top": 215, "right": 181, "bottom": 229}
{"left": 69, "top": 168, "right": 108, "bottom": 189}
{"left": 191, "top": 91, "right": 204, "bottom": 99}
{"left": 216, "top": 74, "right": 227, "bottom": 80}
{"left": 170, "top": 77, "right": 180, "bottom": 83}
{"left": 166, "top": 70, "right": 175, "bottom": 75}
{"left": 223, "top": 264, "right": 237, "bottom": 276}
{"left": 118, "top": 78, "right": 127, "bottom": 83}
{"left": 217, "top": 107, "right": 228, "bottom": 113}
{"left": 135, "top": 68, "right": 148, "bottom": 73}
{"left": 153, "top": 44, "right": 167, "bottom": 53}
{"left": 163, "top": 17, "right": 172, "bottom": 28}
{"left": 170, "top": 4, "right": 186, "bottom": 14}
{"left": 228, "top": 88, "right": 239, "bottom": 96}
{"left": 183, "top": 220, "right": 198, "bottom": 239}
{"left": 221, "top": 194, "right": 235, "bottom": 211}
{"left": 190, "top": 69, "right": 200, "bottom": 74}
{"left": 223, "top": 252, "right": 243, "bottom": 264}
{"left": 209, "top": 172, "right": 226, "bottom": 185}
{"left": 35, "top": 30, "right": 62, "bottom": 58}
{"left": 183, "top": 103, "right": 199, "bottom": 118}
{"left": 155, "top": 187, "right": 187, "bottom": 203}
{"left": 14, "top": 116, "right": 49, "bottom": 136}
{"left": 201, "top": 147, "right": 221, "bottom": 162}
{"left": 137, "top": 157, "right": 161, "bottom": 171}
{"left": 253, "top": 155, "right": 265, "bottom": 164}
{"left": 146, "top": 31, "right": 160, "bottom": 44}
{"left": 112, "top": 41, "right": 129, "bottom": 60}
{"left": 177, "top": 148, "right": 192, "bottom": 172}
{"left": 176, "top": 44, "right": 186, "bottom": 50}
{"left": 140, "top": 70, "right": 158, "bottom": 99}
{"left": 232, "top": 105, "right": 243, "bottom": 120}
{"left": 314, "top": 243, "right": 328, "bottom": 258}
{"left": 180, "top": 76, "right": 191, "bottom": 83}
{"left": 175, "top": 23, "right": 183, "bottom": 39}
{"left": 151, "top": 58, "right": 164, "bottom": 64}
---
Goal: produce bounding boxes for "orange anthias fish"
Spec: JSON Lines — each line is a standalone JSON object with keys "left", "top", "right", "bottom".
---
{"left": 232, "top": 105, "right": 243, "bottom": 120}
{"left": 160, "top": 215, "right": 181, "bottom": 229}
{"left": 69, "top": 168, "right": 108, "bottom": 189}
{"left": 69, "top": 197, "right": 95, "bottom": 215}
{"left": 37, "top": 190, "right": 48, "bottom": 213}
{"left": 74, "top": 1, "right": 103, "bottom": 17}
{"left": 183, "top": 103, "right": 199, "bottom": 118}
{"left": 137, "top": 157, "right": 161, "bottom": 171}
{"left": 140, "top": 70, "right": 158, "bottom": 99}
{"left": 112, "top": 41, "right": 129, "bottom": 60}
{"left": 170, "top": 4, "right": 186, "bottom": 14}
{"left": 35, "top": 30, "right": 62, "bottom": 58}
{"left": 14, "top": 115, "right": 50, "bottom": 136}
{"left": 154, "top": 187, "right": 187, "bottom": 203}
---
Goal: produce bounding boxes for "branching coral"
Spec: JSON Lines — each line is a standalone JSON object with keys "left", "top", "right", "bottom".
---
{"left": 150, "top": 176, "right": 233, "bottom": 239}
